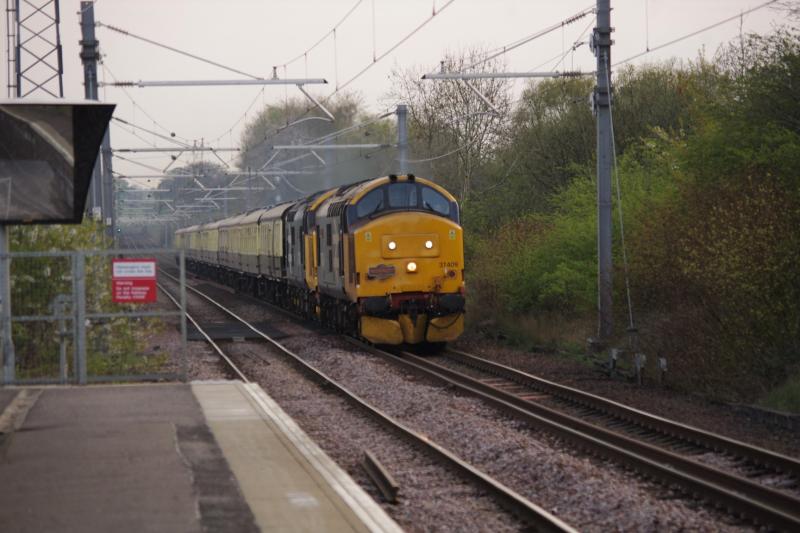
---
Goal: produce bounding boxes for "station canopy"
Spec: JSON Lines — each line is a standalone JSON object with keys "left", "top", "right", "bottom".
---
{"left": 0, "top": 100, "right": 115, "bottom": 224}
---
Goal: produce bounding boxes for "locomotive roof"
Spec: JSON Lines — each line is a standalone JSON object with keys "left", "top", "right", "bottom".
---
{"left": 338, "top": 174, "right": 456, "bottom": 204}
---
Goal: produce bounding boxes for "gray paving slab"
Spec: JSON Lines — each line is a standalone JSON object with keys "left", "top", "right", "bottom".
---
{"left": 0, "top": 388, "right": 18, "bottom": 414}
{"left": 0, "top": 384, "right": 257, "bottom": 533}
{"left": 226, "top": 382, "right": 402, "bottom": 533}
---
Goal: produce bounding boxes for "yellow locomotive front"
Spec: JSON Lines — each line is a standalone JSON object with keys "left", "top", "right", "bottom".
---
{"left": 344, "top": 175, "right": 465, "bottom": 345}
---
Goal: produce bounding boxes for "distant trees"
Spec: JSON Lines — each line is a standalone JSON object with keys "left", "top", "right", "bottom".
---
{"left": 238, "top": 93, "right": 396, "bottom": 195}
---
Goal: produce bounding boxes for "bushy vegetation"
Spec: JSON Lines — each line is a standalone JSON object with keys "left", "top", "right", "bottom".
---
{"left": 9, "top": 221, "right": 166, "bottom": 379}
{"left": 395, "top": 29, "right": 800, "bottom": 409}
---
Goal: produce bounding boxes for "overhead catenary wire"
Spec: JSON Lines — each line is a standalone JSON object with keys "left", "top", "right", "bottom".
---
{"left": 614, "top": 0, "right": 779, "bottom": 67}
{"left": 250, "top": 110, "right": 395, "bottom": 170}
{"left": 104, "top": 63, "right": 192, "bottom": 144}
{"left": 453, "top": 5, "right": 595, "bottom": 74}
{"left": 281, "top": 0, "right": 364, "bottom": 68}
{"left": 603, "top": 55, "right": 635, "bottom": 331}
{"left": 112, "top": 122, "right": 160, "bottom": 148}
{"left": 112, "top": 117, "right": 192, "bottom": 149}
{"left": 96, "top": 21, "right": 264, "bottom": 80}
{"left": 112, "top": 117, "right": 191, "bottom": 148}
{"left": 209, "top": 87, "right": 266, "bottom": 144}
{"left": 329, "top": 0, "right": 458, "bottom": 98}
{"left": 546, "top": 16, "right": 596, "bottom": 72}
{"left": 236, "top": 3, "right": 459, "bottom": 159}
{"left": 113, "top": 153, "right": 172, "bottom": 174}
{"left": 404, "top": 145, "right": 465, "bottom": 164}
{"left": 296, "top": 145, "right": 390, "bottom": 173}
{"left": 371, "top": 0, "right": 377, "bottom": 62}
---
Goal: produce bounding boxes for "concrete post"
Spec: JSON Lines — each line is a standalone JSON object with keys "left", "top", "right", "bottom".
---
{"left": 179, "top": 250, "right": 187, "bottom": 381}
{"left": 0, "top": 226, "right": 15, "bottom": 384}
{"left": 396, "top": 104, "right": 408, "bottom": 174}
{"left": 75, "top": 252, "right": 87, "bottom": 385}
{"left": 101, "top": 129, "right": 115, "bottom": 241}
{"left": 80, "top": 1, "right": 109, "bottom": 232}
{"left": 594, "top": 0, "right": 613, "bottom": 341}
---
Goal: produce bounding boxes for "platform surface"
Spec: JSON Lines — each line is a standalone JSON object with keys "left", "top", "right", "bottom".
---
{"left": 0, "top": 381, "right": 400, "bottom": 533}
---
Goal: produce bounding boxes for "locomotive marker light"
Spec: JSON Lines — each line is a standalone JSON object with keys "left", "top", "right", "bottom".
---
{"left": 388, "top": 240, "right": 397, "bottom": 250}
{"left": 425, "top": 240, "right": 434, "bottom": 249}
{"left": 0, "top": 100, "right": 115, "bottom": 384}
{"left": 407, "top": 261, "right": 418, "bottom": 273}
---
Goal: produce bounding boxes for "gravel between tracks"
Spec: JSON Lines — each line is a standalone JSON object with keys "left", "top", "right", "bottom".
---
{"left": 158, "top": 277, "right": 527, "bottom": 531}
{"left": 275, "top": 334, "right": 749, "bottom": 533}
{"left": 453, "top": 335, "right": 800, "bottom": 459}
{"left": 224, "top": 340, "right": 526, "bottom": 533}
{"left": 159, "top": 273, "right": 773, "bottom": 530}
{"left": 153, "top": 284, "right": 235, "bottom": 381}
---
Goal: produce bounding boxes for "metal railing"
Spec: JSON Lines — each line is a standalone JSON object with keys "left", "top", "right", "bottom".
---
{"left": 0, "top": 248, "right": 186, "bottom": 385}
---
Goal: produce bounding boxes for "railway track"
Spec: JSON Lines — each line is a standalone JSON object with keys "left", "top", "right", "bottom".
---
{"left": 440, "top": 348, "right": 800, "bottom": 482}
{"left": 155, "top": 268, "right": 577, "bottom": 533}
{"left": 351, "top": 341, "right": 800, "bottom": 531}
{"left": 151, "top": 249, "right": 800, "bottom": 530}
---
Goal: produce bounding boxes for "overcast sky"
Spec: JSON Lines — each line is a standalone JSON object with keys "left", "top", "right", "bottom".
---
{"left": 1, "top": 0, "right": 789, "bottom": 179}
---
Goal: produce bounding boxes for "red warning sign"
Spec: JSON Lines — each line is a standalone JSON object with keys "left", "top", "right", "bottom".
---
{"left": 112, "top": 258, "right": 157, "bottom": 303}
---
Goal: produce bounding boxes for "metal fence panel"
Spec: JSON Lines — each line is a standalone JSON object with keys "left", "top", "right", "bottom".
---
{"left": 1, "top": 248, "right": 186, "bottom": 385}
{"left": 8, "top": 254, "right": 75, "bottom": 383}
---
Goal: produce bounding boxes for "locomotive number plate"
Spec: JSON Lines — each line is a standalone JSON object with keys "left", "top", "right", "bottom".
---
{"left": 439, "top": 261, "right": 459, "bottom": 268}
{"left": 367, "top": 264, "right": 396, "bottom": 280}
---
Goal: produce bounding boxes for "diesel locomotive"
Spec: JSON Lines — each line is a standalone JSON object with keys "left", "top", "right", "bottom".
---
{"left": 175, "top": 174, "right": 465, "bottom": 345}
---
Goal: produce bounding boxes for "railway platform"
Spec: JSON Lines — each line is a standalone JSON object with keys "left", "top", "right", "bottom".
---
{"left": 0, "top": 381, "right": 401, "bottom": 533}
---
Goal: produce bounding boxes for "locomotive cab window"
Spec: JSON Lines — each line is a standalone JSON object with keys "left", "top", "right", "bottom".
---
{"left": 351, "top": 181, "right": 458, "bottom": 225}
{"left": 387, "top": 183, "right": 417, "bottom": 208}
{"left": 356, "top": 188, "right": 383, "bottom": 218}
{"left": 421, "top": 187, "right": 450, "bottom": 217}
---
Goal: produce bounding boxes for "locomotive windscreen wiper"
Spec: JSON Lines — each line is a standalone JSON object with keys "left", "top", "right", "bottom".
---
{"left": 367, "top": 201, "right": 384, "bottom": 218}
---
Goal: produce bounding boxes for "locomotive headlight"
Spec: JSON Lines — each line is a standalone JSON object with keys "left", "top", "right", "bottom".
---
{"left": 425, "top": 240, "right": 433, "bottom": 249}
{"left": 407, "top": 261, "right": 418, "bottom": 273}
{"left": 388, "top": 241, "right": 397, "bottom": 250}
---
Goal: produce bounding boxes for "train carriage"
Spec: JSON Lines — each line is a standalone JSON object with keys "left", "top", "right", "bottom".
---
{"left": 217, "top": 213, "right": 248, "bottom": 274}
{"left": 176, "top": 174, "right": 465, "bottom": 346}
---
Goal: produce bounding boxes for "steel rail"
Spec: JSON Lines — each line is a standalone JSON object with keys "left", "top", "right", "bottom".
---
{"left": 444, "top": 348, "right": 800, "bottom": 479}
{"left": 156, "top": 278, "right": 250, "bottom": 383}
{"left": 348, "top": 340, "right": 800, "bottom": 531}
{"left": 156, "top": 268, "right": 576, "bottom": 533}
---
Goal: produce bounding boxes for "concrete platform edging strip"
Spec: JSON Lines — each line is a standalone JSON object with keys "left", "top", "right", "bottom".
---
{"left": 191, "top": 381, "right": 402, "bottom": 533}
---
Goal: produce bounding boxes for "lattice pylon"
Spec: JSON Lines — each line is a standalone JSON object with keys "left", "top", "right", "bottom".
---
{"left": 6, "top": 0, "right": 64, "bottom": 98}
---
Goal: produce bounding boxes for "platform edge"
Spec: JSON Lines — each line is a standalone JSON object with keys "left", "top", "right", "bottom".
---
{"left": 239, "top": 381, "right": 404, "bottom": 533}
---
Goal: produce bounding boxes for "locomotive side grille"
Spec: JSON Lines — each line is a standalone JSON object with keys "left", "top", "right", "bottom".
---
{"left": 327, "top": 200, "right": 348, "bottom": 217}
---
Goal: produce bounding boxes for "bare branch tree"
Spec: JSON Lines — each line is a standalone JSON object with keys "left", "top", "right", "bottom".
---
{"left": 773, "top": 0, "right": 800, "bottom": 19}
{"left": 386, "top": 48, "right": 511, "bottom": 206}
